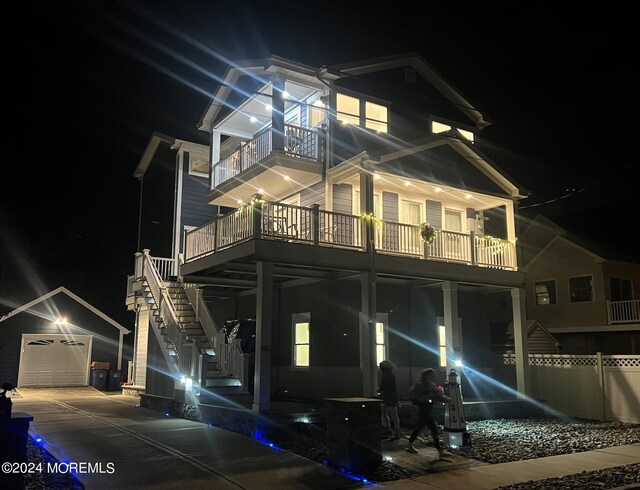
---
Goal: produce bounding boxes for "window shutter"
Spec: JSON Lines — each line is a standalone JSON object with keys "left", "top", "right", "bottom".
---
{"left": 426, "top": 200, "right": 442, "bottom": 228}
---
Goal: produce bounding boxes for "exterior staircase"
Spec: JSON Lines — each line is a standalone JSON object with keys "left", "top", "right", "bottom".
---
{"left": 135, "top": 251, "right": 248, "bottom": 404}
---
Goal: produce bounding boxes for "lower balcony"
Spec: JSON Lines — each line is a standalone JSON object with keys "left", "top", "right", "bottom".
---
{"left": 184, "top": 201, "right": 517, "bottom": 270}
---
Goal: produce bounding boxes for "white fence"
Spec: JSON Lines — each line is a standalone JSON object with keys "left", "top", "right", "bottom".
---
{"left": 504, "top": 353, "right": 640, "bottom": 423}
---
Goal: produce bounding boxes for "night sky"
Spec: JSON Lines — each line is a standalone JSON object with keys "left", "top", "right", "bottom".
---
{"left": 1, "top": 1, "right": 637, "bottom": 326}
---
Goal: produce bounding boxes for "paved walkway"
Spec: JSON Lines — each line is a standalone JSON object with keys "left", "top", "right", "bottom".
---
{"left": 13, "top": 391, "right": 359, "bottom": 490}
{"left": 380, "top": 442, "right": 640, "bottom": 489}
{"left": 12, "top": 388, "right": 640, "bottom": 490}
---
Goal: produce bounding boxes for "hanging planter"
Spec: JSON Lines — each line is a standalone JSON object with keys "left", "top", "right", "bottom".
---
{"left": 420, "top": 223, "right": 436, "bottom": 243}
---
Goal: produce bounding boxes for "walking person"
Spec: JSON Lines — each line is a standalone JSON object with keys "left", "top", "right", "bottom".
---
{"left": 378, "top": 360, "right": 401, "bottom": 440}
{"left": 406, "top": 368, "right": 450, "bottom": 458}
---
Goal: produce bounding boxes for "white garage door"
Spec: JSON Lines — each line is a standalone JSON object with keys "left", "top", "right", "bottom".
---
{"left": 18, "top": 334, "right": 92, "bottom": 387}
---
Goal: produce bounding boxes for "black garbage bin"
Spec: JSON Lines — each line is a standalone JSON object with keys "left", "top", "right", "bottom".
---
{"left": 107, "top": 370, "right": 122, "bottom": 391}
{"left": 91, "top": 369, "right": 108, "bottom": 391}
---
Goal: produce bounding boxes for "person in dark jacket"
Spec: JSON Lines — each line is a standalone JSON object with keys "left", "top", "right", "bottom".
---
{"left": 378, "top": 360, "right": 401, "bottom": 440}
{"left": 406, "top": 368, "right": 450, "bottom": 457}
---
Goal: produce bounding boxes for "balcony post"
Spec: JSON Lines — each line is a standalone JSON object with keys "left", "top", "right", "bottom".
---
{"left": 470, "top": 230, "right": 476, "bottom": 265}
{"left": 213, "top": 215, "right": 220, "bottom": 253}
{"left": 271, "top": 76, "right": 285, "bottom": 152}
{"left": 252, "top": 194, "right": 263, "bottom": 240}
{"left": 359, "top": 157, "right": 375, "bottom": 253}
{"left": 210, "top": 129, "right": 220, "bottom": 188}
{"left": 312, "top": 204, "right": 320, "bottom": 246}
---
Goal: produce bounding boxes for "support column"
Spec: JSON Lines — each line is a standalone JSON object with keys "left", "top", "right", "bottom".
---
{"left": 359, "top": 158, "right": 374, "bottom": 252}
{"left": 210, "top": 129, "right": 221, "bottom": 188}
{"left": 271, "top": 76, "right": 285, "bottom": 152}
{"left": 442, "top": 281, "right": 458, "bottom": 373}
{"left": 253, "top": 262, "right": 273, "bottom": 411}
{"left": 511, "top": 287, "right": 530, "bottom": 397}
{"left": 360, "top": 271, "right": 377, "bottom": 397}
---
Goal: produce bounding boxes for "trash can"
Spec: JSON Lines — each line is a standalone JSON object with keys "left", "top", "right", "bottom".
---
{"left": 107, "top": 370, "right": 122, "bottom": 391}
{"left": 91, "top": 369, "right": 108, "bottom": 391}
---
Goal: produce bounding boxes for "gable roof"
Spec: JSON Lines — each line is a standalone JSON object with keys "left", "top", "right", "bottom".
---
{"left": 524, "top": 234, "right": 606, "bottom": 271}
{"left": 198, "top": 53, "right": 490, "bottom": 132}
{"left": 0, "top": 287, "right": 130, "bottom": 334}
{"left": 374, "top": 134, "right": 527, "bottom": 198}
{"left": 329, "top": 52, "right": 490, "bottom": 129}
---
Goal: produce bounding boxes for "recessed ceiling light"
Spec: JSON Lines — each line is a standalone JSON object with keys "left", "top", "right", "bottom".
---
{"left": 465, "top": 193, "right": 473, "bottom": 200}
{"left": 404, "top": 180, "right": 411, "bottom": 186}
{"left": 237, "top": 199, "right": 243, "bottom": 204}
{"left": 258, "top": 188, "right": 264, "bottom": 193}
{"left": 283, "top": 175, "right": 290, "bottom": 181}
{"left": 265, "top": 104, "right": 272, "bottom": 111}
{"left": 435, "top": 187, "right": 443, "bottom": 193}
{"left": 374, "top": 173, "right": 381, "bottom": 180}
{"left": 250, "top": 116, "right": 257, "bottom": 123}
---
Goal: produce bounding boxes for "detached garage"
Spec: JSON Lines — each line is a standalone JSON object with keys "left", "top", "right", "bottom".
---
{"left": 0, "top": 287, "right": 130, "bottom": 387}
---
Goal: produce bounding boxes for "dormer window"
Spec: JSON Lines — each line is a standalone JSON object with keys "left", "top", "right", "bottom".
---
{"left": 431, "top": 120, "right": 475, "bottom": 143}
{"left": 337, "top": 93, "right": 388, "bottom": 133}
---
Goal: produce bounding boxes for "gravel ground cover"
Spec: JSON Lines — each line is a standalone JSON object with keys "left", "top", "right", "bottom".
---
{"left": 19, "top": 437, "right": 83, "bottom": 490}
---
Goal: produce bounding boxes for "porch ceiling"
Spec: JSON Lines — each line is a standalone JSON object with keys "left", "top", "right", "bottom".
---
{"left": 215, "top": 81, "right": 320, "bottom": 139}
{"left": 207, "top": 152, "right": 323, "bottom": 207}
{"left": 340, "top": 171, "right": 510, "bottom": 212}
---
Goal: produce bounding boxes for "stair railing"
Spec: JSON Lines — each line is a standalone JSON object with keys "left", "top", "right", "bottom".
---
{"left": 142, "top": 250, "right": 198, "bottom": 380}
{"left": 183, "top": 283, "right": 219, "bottom": 347}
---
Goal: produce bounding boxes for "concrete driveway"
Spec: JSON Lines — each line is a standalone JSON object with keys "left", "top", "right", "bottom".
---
{"left": 13, "top": 392, "right": 360, "bottom": 490}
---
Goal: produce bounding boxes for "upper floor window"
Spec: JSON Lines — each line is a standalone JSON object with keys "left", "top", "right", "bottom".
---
{"left": 337, "top": 93, "right": 360, "bottom": 125}
{"left": 365, "top": 102, "right": 387, "bottom": 133}
{"left": 535, "top": 280, "right": 557, "bottom": 305}
{"left": 569, "top": 276, "right": 593, "bottom": 303}
{"left": 189, "top": 157, "right": 210, "bottom": 177}
{"left": 444, "top": 209, "right": 462, "bottom": 231}
{"left": 309, "top": 99, "right": 326, "bottom": 128}
{"left": 337, "top": 93, "right": 388, "bottom": 133}
{"left": 375, "top": 313, "right": 389, "bottom": 366}
{"left": 610, "top": 278, "right": 633, "bottom": 301}
{"left": 431, "top": 120, "right": 474, "bottom": 143}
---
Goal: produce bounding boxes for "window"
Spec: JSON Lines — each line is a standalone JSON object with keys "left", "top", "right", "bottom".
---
{"left": 189, "top": 157, "right": 210, "bottom": 177}
{"left": 309, "top": 99, "right": 326, "bottom": 128}
{"left": 535, "top": 280, "right": 557, "bottom": 305}
{"left": 336, "top": 93, "right": 360, "bottom": 125}
{"left": 431, "top": 120, "right": 474, "bottom": 142}
{"left": 375, "top": 322, "right": 385, "bottom": 365}
{"left": 353, "top": 191, "right": 381, "bottom": 217}
{"left": 444, "top": 209, "right": 462, "bottom": 231}
{"left": 569, "top": 276, "right": 593, "bottom": 303}
{"left": 438, "top": 325, "right": 447, "bottom": 368}
{"left": 401, "top": 201, "right": 421, "bottom": 225}
{"left": 375, "top": 313, "right": 389, "bottom": 366}
{"left": 337, "top": 93, "right": 388, "bottom": 133}
{"left": 293, "top": 313, "right": 310, "bottom": 367}
{"left": 610, "top": 278, "right": 633, "bottom": 301}
{"left": 365, "top": 101, "right": 388, "bottom": 133}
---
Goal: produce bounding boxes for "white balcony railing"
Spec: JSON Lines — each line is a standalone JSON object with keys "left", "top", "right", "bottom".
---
{"left": 184, "top": 202, "right": 516, "bottom": 270}
{"left": 212, "top": 124, "right": 323, "bottom": 187}
{"left": 607, "top": 300, "right": 640, "bottom": 324}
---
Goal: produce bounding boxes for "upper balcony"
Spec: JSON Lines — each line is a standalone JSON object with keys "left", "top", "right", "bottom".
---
{"left": 207, "top": 74, "right": 328, "bottom": 207}
{"left": 210, "top": 124, "right": 325, "bottom": 207}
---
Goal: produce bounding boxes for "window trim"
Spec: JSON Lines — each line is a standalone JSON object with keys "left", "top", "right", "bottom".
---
{"left": 375, "top": 313, "right": 389, "bottom": 366}
{"left": 568, "top": 275, "right": 595, "bottom": 304}
{"left": 292, "top": 312, "right": 311, "bottom": 368}
{"left": 400, "top": 199, "right": 423, "bottom": 225}
{"left": 534, "top": 279, "right": 558, "bottom": 306}
{"left": 335, "top": 90, "right": 390, "bottom": 133}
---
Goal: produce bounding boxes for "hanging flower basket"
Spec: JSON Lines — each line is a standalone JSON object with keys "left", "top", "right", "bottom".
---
{"left": 420, "top": 223, "right": 436, "bottom": 243}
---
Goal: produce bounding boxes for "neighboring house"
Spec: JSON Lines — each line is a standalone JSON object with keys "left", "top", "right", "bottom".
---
{"left": 522, "top": 215, "right": 640, "bottom": 354}
{"left": 127, "top": 53, "right": 534, "bottom": 410}
{"left": 0, "top": 287, "right": 130, "bottom": 387}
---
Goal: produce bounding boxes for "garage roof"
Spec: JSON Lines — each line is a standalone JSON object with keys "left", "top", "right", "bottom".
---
{"left": 0, "top": 287, "right": 130, "bottom": 334}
